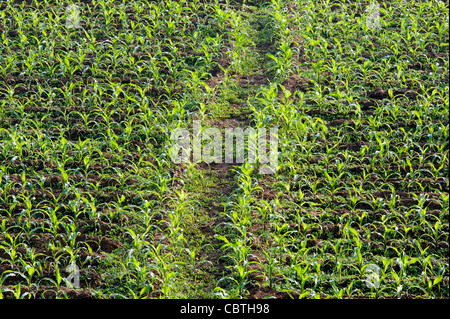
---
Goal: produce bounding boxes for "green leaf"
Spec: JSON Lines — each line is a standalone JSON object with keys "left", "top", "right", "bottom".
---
{"left": 433, "top": 276, "right": 443, "bottom": 286}
{"left": 348, "top": 226, "right": 359, "bottom": 239}
{"left": 214, "top": 234, "right": 229, "bottom": 243}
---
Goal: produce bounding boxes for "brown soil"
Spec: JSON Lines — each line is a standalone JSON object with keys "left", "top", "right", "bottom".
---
{"left": 367, "top": 88, "right": 420, "bottom": 99}
{"left": 0, "top": 285, "right": 92, "bottom": 299}
{"left": 280, "top": 73, "right": 313, "bottom": 93}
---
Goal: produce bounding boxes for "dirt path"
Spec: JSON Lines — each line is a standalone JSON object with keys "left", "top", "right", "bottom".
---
{"left": 185, "top": 5, "right": 278, "bottom": 296}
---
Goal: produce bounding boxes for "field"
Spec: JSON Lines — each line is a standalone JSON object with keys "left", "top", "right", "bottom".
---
{"left": 0, "top": 0, "right": 448, "bottom": 299}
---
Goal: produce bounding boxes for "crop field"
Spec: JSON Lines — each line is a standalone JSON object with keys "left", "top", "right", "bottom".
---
{"left": 0, "top": 0, "right": 448, "bottom": 299}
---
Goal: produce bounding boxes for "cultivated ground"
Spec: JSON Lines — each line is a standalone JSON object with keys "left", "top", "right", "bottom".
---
{"left": 0, "top": 0, "right": 448, "bottom": 299}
